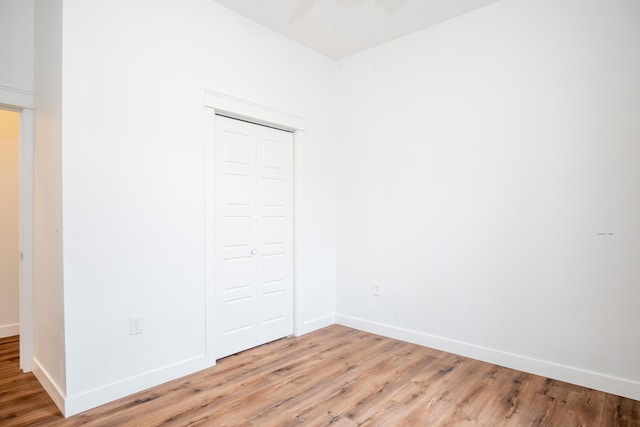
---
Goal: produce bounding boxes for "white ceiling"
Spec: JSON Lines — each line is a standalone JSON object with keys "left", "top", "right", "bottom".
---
{"left": 212, "top": 0, "right": 501, "bottom": 59}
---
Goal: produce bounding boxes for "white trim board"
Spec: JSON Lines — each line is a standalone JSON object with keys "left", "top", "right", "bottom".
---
{"left": 32, "top": 357, "right": 66, "bottom": 415}
{"left": 35, "top": 354, "right": 214, "bottom": 417}
{"left": 0, "top": 86, "right": 34, "bottom": 110}
{"left": 0, "top": 323, "right": 20, "bottom": 339}
{"left": 298, "top": 314, "right": 335, "bottom": 336}
{"left": 335, "top": 314, "right": 640, "bottom": 402}
{"left": 18, "top": 107, "right": 34, "bottom": 373}
{"left": 204, "top": 90, "right": 305, "bottom": 131}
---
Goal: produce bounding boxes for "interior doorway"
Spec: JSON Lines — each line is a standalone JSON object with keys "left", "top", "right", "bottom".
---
{"left": 0, "top": 109, "right": 21, "bottom": 341}
{"left": 0, "top": 104, "right": 34, "bottom": 372}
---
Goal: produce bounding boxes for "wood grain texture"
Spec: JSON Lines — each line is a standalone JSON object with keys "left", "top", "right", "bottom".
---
{"left": 1, "top": 326, "right": 638, "bottom": 426}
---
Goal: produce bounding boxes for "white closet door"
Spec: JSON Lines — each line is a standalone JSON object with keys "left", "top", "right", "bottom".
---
{"left": 215, "top": 115, "right": 293, "bottom": 359}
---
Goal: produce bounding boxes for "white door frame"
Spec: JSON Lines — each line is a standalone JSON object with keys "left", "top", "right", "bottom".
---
{"left": 0, "top": 86, "right": 35, "bottom": 372}
{"left": 204, "top": 90, "right": 306, "bottom": 359}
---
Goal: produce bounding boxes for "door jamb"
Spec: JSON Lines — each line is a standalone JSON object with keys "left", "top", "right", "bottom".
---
{"left": 204, "top": 90, "right": 306, "bottom": 359}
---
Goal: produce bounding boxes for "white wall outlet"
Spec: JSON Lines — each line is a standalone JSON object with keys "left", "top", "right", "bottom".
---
{"left": 373, "top": 282, "right": 381, "bottom": 297}
{"left": 130, "top": 315, "right": 144, "bottom": 335}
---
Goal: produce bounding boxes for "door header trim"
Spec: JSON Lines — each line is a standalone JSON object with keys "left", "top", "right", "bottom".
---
{"left": 204, "top": 90, "right": 306, "bottom": 132}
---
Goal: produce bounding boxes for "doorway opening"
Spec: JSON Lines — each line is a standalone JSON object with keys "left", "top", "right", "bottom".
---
{"left": 0, "top": 104, "right": 34, "bottom": 373}
{"left": 0, "top": 109, "right": 21, "bottom": 341}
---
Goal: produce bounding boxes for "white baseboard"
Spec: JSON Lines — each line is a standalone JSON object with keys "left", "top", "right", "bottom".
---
{"left": 32, "top": 357, "right": 66, "bottom": 415}
{"left": 33, "top": 354, "right": 216, "bottom": 417}
{"left": 336, "top": 313, "right": 640, "bottom": 401}
{"left": 63, "top": 354, "right": 217, "bottom": 417}
{"left": 296, "top": 313, "right": 335, "bottom": 336}
{"left": 0, "top": 323, "right": 19, "bottom": 339}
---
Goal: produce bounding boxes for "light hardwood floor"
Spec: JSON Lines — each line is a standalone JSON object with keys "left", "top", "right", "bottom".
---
{"left": 1, "top": 326, "right": 638, "bottom": 426}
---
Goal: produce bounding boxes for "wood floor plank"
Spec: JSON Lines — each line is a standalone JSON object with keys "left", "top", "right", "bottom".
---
{"left": 1, "top": 327, "right": 639, "bottom": 426}
{"left": 602, "top": 393, "right": 640, "bottom": 427}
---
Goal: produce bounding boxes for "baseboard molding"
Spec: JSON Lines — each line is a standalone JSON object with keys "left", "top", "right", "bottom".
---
{"left": 63, "top": 354, "right": 217, "bottom": 417}
{"left": 32, "top": 357, "right": 66, "bottom": 415}
{"left": 296, "top": 313, "right": 335, "bottom": 336}
{"left": 0, "top": 323, "right": 19, "bottom": 339}
{"left": 336, "top": 314, "right": 640, "bottom": 401}
{"left": 33, "top": 354, "right": 217, "bottom": 417}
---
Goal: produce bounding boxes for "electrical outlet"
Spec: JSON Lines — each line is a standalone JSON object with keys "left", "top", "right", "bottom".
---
{"left": 130, "top": 315, "right": 144, "bottom": 335}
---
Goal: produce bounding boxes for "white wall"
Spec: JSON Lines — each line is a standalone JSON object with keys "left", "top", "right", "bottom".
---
{"left": 24, "top": 0, "right": 640, "bottom": 414}
{"left": 33, "top": 0, "right": 66, "bottom": 410}
{"left": 336, "top": 0, "right": 640, "bottom": 400}
{"left": 0, "top": 109, "right": 20, "bottom": 338}
{"left": 0, "top": 0, "right": 34, "bottom": 93}
{"left": 59, "top": 0, "right": 337, "bottom": 415}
